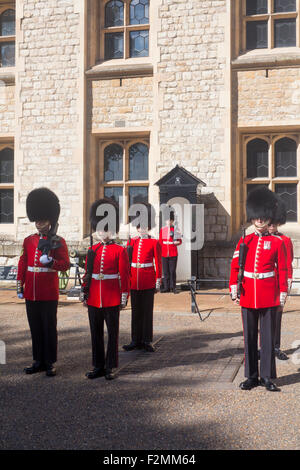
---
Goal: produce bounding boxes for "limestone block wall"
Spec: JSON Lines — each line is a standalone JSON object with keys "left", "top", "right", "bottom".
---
{"left": 157, "top": 0, "right": 230, "bottom": 243}
{"left": 16, "top": 0, "right": 83, "bottom": 243}
{"left": 89, "top": 77, "right": 153, "bottom": 131}
{"left": 0, "top": 84, "right": 15, "bottom": 134}
{"left": 238, "top": 68, "right": 300, "bottom": 127}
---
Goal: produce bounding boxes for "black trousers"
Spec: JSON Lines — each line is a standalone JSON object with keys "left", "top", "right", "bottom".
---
{"left": 25, "top": 300, "right": 58, "bottom": 365}
{"left": 131, "top": 289, "right": 155, "bottom": 344}
{"left": 88, "top": 305, "right": 120, "bottom": 370}
{"left": 274, "top": 306, "right": 283, "bottom": 350}
{"left": 162, "top": 256, "right": 178, "bottom": 291}
{"left": 242, "top": 307, "right": 277, "bottom": 380}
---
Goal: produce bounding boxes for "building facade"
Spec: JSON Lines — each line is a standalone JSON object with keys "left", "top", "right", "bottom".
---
{"left": 1, "top": 0, "right": 300, "bottom": 284}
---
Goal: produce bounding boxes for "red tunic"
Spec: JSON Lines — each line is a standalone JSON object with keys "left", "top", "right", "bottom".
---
{"left": 127, "top": 236, "right": 162, "bottom": 290}
{"left": 229, "top": 232, "right": 288, "bottom": 309}
{"left": 84, "top": 241, "right": 130, "bottom": 309}
{"left": 17, "top": 233, "right": 70, "bottom": 301}
{"left": 271, "top": 232, "right": 294, "bottom": 288}
{"left": 159, "top": 226, "right": 182, "bottom": 258}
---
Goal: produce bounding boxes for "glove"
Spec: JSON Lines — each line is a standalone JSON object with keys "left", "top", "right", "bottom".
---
{"left": 39, "top": 254, "right": 53, "bottom": 265}
{"left": 17, "top": 293, "right": 24, "bottom": 299}
{"left": 79, "top": 290, "right": 88, "bottom": 307}
{"left": 155, "top": 279, "right": 161, "bottom": 293}
{"left": 17, "top": 281, "right": 23, "bottom": 299}
{"left": 230, "top": 285, "right": 237, "bottom": 301}
{"left": 121, "top": 292, "right": 128, "bottom": 309}
{"left": 280, "top": 292, "right": 287, "bottom": 307}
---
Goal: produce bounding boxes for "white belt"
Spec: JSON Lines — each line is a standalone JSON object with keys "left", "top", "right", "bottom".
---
{"left": 92, "top": 273, "right": 119, "bottom": 280}
{"left": 131, "top": 262, "right": 153, "bottom": 268}
{"left": 28, "top": 266, "right": 55, "bottom": 273}
{"left": 244, "top": 271, "right": 275, "bottom": 280}
{"left": 163, "top": 241, "right": 175, "bottom": 245}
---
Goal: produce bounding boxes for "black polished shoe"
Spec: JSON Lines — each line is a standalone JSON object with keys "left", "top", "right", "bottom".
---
{"left": 275, "top": 348, "right": 288, "bottom": 361}
{"left": 85, "top": 368, "right": 106, "bottom": 379}
{"left": 105, "top": 369, "right": 116, "bottom": 380}
{"left": 144, "top": 342, "right": 155, "bottom": 352}
{"left": 24, "top": 362, "right": 46, "bottom": 374}
{"left": 260, "top": 378, "right": 281, "bottom": 392}
{"left": 122, "top": 342, "right": 138, "bottom": 351}
{"left": 45, "top": 364, "right": 56, "bottom": 377}
{"left": 239, "top": 378, "right": 259, "bottom": 390}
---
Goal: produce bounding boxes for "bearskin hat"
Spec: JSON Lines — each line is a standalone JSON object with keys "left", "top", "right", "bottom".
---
{"left": 246, "top": 187, "right": 277, "bottom": 223}
{"left": 129, "top": 202, "right": 156, "bottom": 230}
{"left": 26, "top": 187, "right": 60, "bottom": 227}
{"left": 90, "top": 197, "right": 120, "bottom": 233}
{"left": 271, "top": 194, "right": 287, "bottom": 226}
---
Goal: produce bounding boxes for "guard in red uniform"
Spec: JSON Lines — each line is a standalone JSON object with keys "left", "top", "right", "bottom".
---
{"left": 17, "top": 188, "right": 70, "bottom": 377}
{"left": 123, "top": 203, "right": 162, "bottom": 352}
{"left": 81, "top": 198, "right": 130, "bottom": 380}
{"left": 268, "top": 195, "right": 294, "bottom": 361}
{"left": 230, "top": 187, "right": 288, "bottom": 392}
{"left": 159, "top": 208, "right": 182, "bottom": 293}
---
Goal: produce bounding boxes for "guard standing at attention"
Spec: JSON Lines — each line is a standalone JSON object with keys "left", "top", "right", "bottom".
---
{"left": 123, "top": 202, "right": 162, "bottom": 353}
{"left": 81, "top": 198, "right": 130, "bottom": 381}
{"left": 268, "top": 194, "right": 294, "bottom": 361}
{"left": 159, "top": 208, "right": 182, "bottom": 293}
{"left": 17, "top": 188, "right": 70, "bottom": 377}
{"left": 229, "top": 187, "right": 288, "bottom": 392}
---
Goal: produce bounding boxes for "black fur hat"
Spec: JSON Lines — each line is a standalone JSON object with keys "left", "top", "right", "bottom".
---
{"left": 26, "top": 187, "right": 60, "bottom": 227}
{"left": 90, "top": 197, "right": 120, "bottom": 233}
{"left": 246, "top": 187, "right": 277, "bottom": 222}
{"left": 129, "top": 202, "right": 156, "bottom": 230}
{"left": 271, "top": 194, "right": 287, "bottom": 225}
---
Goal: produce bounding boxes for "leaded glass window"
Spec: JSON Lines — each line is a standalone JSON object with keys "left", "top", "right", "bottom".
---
{"left": 104, "top": 186, "right": 123, "bottom": 222}
{"left": 0, "top": 189, "right": 13, "bottom": 223}
{"left": 130, "top": 30, "right": 149, "bottom": 57}
{"left": 130, "top": 0, "right": 149, "bottom": 25}
{"left": 104, "top": 144, "right": 123, "bottom": 182}
{"left": 0, "top": 9, "right": 15, "bottom": 36}
{"left": 274, "top": 0, "right": 296, "bottom": 13}
{"left": 0, "top": 148, "right": 14, "bottom": 183}
{"left": 246, "top": 0, "right": 268, "bottom": 15}
{"left": 105, "top": 0, "right": 124, "bottom": 27}
{"left": 246, "top": 21, "right": 268, "bottom": 50}
{"left": 275, "top": 184, "right": 297, "bottom": 222}
{"left": 247, "top": 139, "right": 269, "bottom": 178}
{"left": 129, "top": 186, "right": 148, "bottom": 206}
{"left": 104, "top": 32, "right": 124, "bottom": 60}
{"left": 274, "top": 19, "right": 296, "bottom": 47}
{"left": 0, "top": 9, "right": 15, "bottom": 67}
{"left": 275, "top": 138, "right": 297, "bottom": 177}
{"left": 129, "top": 143, "right": 148, "bottom": 180}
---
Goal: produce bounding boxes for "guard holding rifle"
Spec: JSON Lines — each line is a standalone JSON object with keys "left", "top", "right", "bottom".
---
{"left": 229, "top": 187, "right": 288, "bottom": 392}
{"left": 159, "top": 208, "right": 182, "bottom": 293}
{"left": 17, "top": 188, "right": 70, "bottom": 377}
{"left": 81, "top": 198, "right": 130, "bottom": 381}
{"left": 268, "top": 194, "right": 294, "bottom": 361}
{"left": 123, "top": 202, "right": 162, "bottom": 353}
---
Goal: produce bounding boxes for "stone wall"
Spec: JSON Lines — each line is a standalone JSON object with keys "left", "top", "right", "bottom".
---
{"left": 238, "top": 68, "right": 300, "bottom": 126}
{"left": 157, "top": 0, "right": 229, "bottom": 243}
{"left": 0, "top": 83, "right": 15, "bottom": 134}
{"left": 89, "top": 77, "right": 153, "bottom": 131}
{"left": 16, "top": 0, "right": 83, "bottom": 243}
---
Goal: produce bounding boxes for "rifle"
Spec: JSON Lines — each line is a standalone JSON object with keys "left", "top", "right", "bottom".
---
{"left": 81, "top": 231, "right": 97, "bottom": 301}
{"left": 37, "top": 222, "right": 61, "bottom": 255}
{"left": 237, "top": 229, "right": 248, "bottom": 299}
{"left": 126, "top": 234, "right": 133, "bottom": 265}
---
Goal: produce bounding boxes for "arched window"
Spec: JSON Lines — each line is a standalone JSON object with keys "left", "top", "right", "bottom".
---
{"left": 129, "top": 142, "right": 148, "bottom": 180}
{"left": 102, "top": 139, "right": 149, "bottom": 224}
{"left": 247, "top": 138, "right": 269, "bottom": 178}
{"left": 104, "top": 143, "right": 123, "bottom": 182}
{"left": 275, "top": 137, "right": 297, "bottom": 177}
{"left": 130, "top": 0, "right": 149, "bottom": 25}
{"left": 105, "top": 0, "right": 124, "bottom": 27}
{"left": 0, "top": 9, "right": 15, "bottom": 67}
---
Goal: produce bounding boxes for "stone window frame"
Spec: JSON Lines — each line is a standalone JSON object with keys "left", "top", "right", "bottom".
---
{"left": 0, "top": 4, "right": 15, "bottom": 68}
{"left": 242, "top": 131, "right": 300, "bottom": 223}
{"left": 0, "top": 142, "right": 14, "bottom": 225}
{"left": 234, "top": 0, "right": 300, "bottom": 57}
{"left": 99, "top": 137, "right": 149, "bottom": 224}
{"left": 99, "top": 0, "right": 150, "bottom": 62}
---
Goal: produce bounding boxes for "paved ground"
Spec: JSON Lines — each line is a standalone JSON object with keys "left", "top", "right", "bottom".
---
{"left": 1, "top": 287, "right": 300, "bottom": 450}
